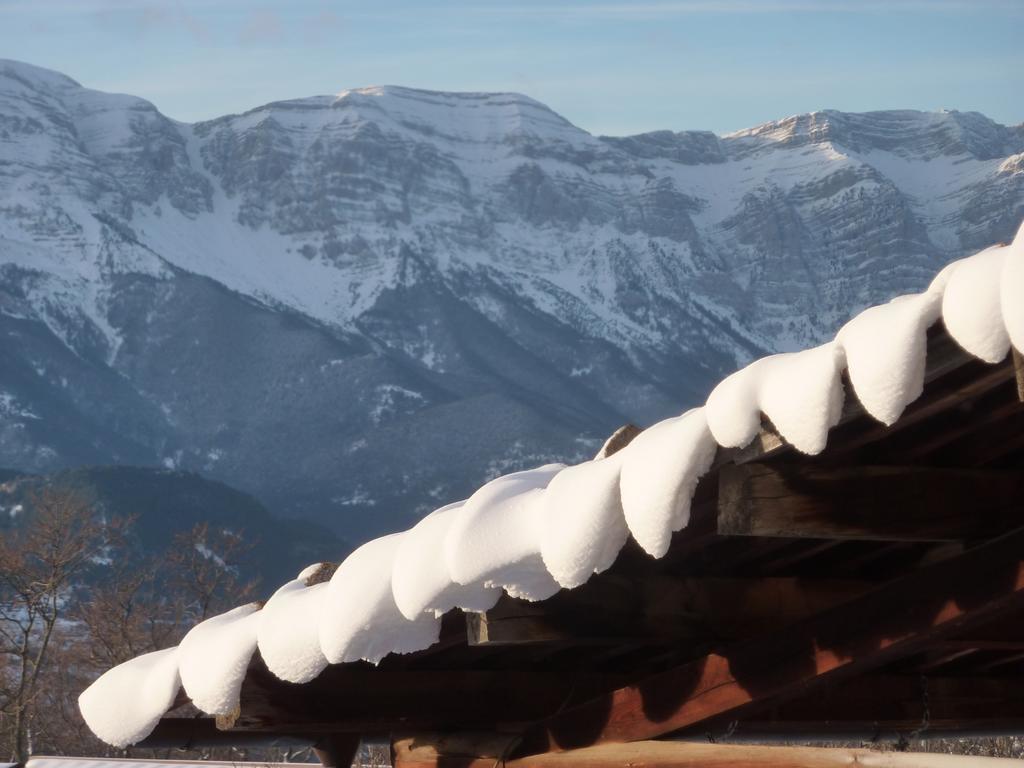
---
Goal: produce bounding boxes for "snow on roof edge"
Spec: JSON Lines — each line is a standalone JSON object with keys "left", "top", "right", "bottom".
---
{"left": 79, "top": 220, "right": 1024, "bottom": 748}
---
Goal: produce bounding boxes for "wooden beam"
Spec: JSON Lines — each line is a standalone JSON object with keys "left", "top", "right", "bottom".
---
{"left": 633, "top": 674, "right": 1024, "bottom": 740}
{"left": 393, "top": 736, "right": 1023, "bottom": 768}
{"left": 718, "top": 464, "right": 1022, "bottom": 541}
{"left": 467, "top": 577, "right": 870, "bottom": 646}
{"left": 232, "top": 662, "right": 631, "bottom": 733}
{"left": 727, "top": 423, "right": 787, "bottom": 466}
{"left": 515, "top": 524, "right": 1024, "bottom": 754}
{"left": 466, "top": 609, "right": 565, "bottom": 646}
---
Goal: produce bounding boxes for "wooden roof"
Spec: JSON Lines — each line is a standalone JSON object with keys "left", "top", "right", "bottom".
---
{"left": 141, "top": 326, "right": 1024, "bottom": 766}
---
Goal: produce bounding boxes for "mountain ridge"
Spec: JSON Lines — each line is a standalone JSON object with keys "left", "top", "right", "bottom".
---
{"left": 1, "top": 58, "right": 1021, "bottom": 541}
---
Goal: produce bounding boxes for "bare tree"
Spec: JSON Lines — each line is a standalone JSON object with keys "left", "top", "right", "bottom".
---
{"left": 0, "top": 485, "right": 262, "bottom": 761}
{"left": 72, "top": 546, "right": 179, "bottom": 673}
{"left": 0, "top": 487, "right": 105, "bottom": 763}
{"left": 164, "top": 522, "right": 257, "bottom": 624}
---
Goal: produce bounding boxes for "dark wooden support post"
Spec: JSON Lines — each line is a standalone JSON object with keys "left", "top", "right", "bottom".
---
{"left": 315, "top": 734, "right": 362, "bottom": 768}
{"left": 718, "top": 464, "right": 1022, "bottom": 541}
{"left": 515, "top": 525, "right": 1024, "bottom": 755}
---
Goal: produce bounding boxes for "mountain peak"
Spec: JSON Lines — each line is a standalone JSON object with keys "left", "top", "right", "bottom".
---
{"left": 0, "top": 58, "right": 82, "bottom": 91}
{"left": 210, "top": 82, "right": 585, "bottom": 145}
{"left": 721, "top": 107, "right": 1022, "bottom": 161}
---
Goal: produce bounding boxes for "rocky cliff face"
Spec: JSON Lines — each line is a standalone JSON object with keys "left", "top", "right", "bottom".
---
{"left": 1, "top": 59, "right": 1021, "bottom": 540}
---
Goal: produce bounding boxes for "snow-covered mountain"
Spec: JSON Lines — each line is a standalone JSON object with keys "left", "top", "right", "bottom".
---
{"left": 1, "top": 59, "right": 1021, "bottom": 540}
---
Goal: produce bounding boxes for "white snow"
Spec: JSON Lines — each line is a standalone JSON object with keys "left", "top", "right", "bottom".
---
{"left": 836, "top": 291, "right": 942, "bottom": 426}
{"left": 539, "top": 453, "right": 629, "bottom": 589}
{"left": 77, "top": 647, "right": 180, "bottom": 748}
{"left": 1002, "top": 221, "right": 1024, "bottom": 352}
{"left": 619, "top": 409, "right": 718, "bottom": 558}
{"left": 256, "top": 573, "right": 330, "bottom": 684}
{"left": 444, "top": 464, "right": 565, "bottom": 601}
{"left": 706, "top": 343, "right": 845, "bottom": 454}
{"left": 319, "top": 534, "right": 440, "bottom": 665}
{"left": 370, "top": 384, "right": 425, "bottom": 424}
{"left": 0, "top": 393, "right": 40, "bottom": 421}
{"left": 193, "top": 542, "right": 228, "bottom": 569}
{"left": 942, "top": 245, "right": 1011, "bottom": 364}
{"left": 178, "top": 603, "right": 260, "bottom": 715}
{"left": 391, "top": 501, "right": 501, "bottom": 621}
{"left": 79, "top": 221, "right": 1024, "bottom": 746}
{"left": 4, "top": 63, "right": 1020, "bottom": 377}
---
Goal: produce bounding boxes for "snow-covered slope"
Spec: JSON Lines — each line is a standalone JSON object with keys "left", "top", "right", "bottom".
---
{"left": 1, "top": 59, "right": 1021, "bottom": 538}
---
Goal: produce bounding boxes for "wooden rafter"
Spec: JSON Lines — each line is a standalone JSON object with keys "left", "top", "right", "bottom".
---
{"left": 514, "top": 525, "right": 1024, "bottom": 755}
{"left": 467, "top": 577, "right": 871, "bottom": 646}
{"left": 717, "top": 464, "right": 1023, "bottom": 541}
{"left": 227, "top": 663, "right": 633, "bottom": 733}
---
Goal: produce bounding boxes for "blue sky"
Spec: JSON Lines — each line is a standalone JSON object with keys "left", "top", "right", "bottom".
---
{"left": 1, "top": 0, "right": 1021, "bottom": 136}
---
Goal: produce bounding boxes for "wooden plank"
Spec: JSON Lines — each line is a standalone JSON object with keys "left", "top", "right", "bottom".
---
{"left": 718, "top": 464, "right": 1022, "bottom": 541}
{"left": 232, "top": 662, "right": 633, "bottom": 733}
{"left": 467, "top": 577, "right": 870, "bottom": 646}
{"left": 728, "top": 424, "right": 787, "bottom": 466}
{"left": 393, "top": 736, "right": 1023, "bottom": 768}
{"left": 515, "top": 525, "right": 1024, "bottom": 754}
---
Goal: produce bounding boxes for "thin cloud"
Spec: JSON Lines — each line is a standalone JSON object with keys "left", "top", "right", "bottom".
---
{"left": 1, "top": 0, "right": 258, "bottom": 12}
{"left": 238, "top": 9, "right": 286, "bottom": 45}
{"left": 466, "top": 0, "right": 1023, "bottom": 19}
{"left": 80, "top": 1, "right": 210, "bottom": 44}
{"left": 302, "top": 9, "right": 344, "bottom": 45}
